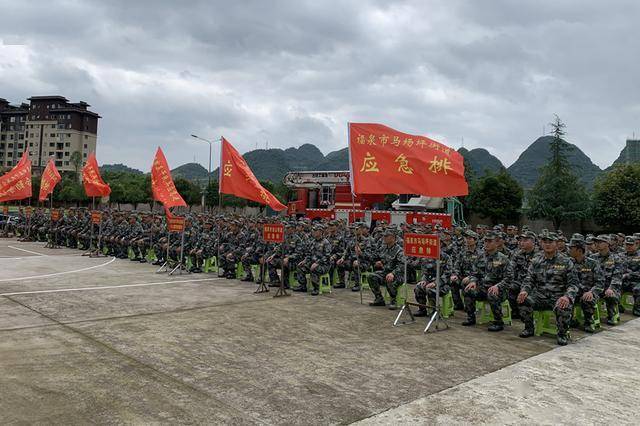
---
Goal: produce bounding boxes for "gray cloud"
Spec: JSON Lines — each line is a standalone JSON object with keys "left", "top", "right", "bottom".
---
{"left": 1, "top": 0, "right": 638, "bottom": 171}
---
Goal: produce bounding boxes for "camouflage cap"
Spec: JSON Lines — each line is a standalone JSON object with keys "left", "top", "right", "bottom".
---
{"left": 634, "top": 233, "right": 640, "bottom": 239}
{"left": 539, "top": 230, "right": 558, "bottom": 241}
{"left": 476, "top": 224, "right": 488, "bottom": 229}
{"left": 383, "top": 226, "right": 398, "bottom": 237}
{"left": 484, "top": 230, "right": 499, "bottom": 240}
{"left": 519, "top": 230, "right": 537, "bottom": 240}
{"left": 625, "top": 236, "right": 638, "bottom": 244}
{"left": 569, "top": 233, "right": 586, "bottom": 247}
{"left": 464, "top": 229, "right": 479, "bottom": 239}
{"left": 593, "top": 234, "right": 611, "bottom": 244}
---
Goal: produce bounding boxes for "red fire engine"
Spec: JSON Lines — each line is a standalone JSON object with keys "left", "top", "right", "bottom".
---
{"left": 283, "top": 171, "right": 463, "bottom": 228}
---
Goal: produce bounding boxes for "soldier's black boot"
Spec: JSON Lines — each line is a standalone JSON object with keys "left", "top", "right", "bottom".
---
{"left": 633, "top": 302, "right": 640, "bottom": 317}
{"left": 292, "top": 284, "right": 307, "bottom": 292}
{"left": 519, "top": 324, "right": 535, "bottom": 338}
{"left": 388, "top": 299, "right": 398, "bottom": 310}
{"left": 414, "top": 308, "right": 428, "bottom": 317}
{"left": 488, "top": 321, "right": 504, "bottom": 332}
{"left": 351, "top": 285, "right": 361, "bottom": 292}
{"left": 333, "top": 282, "right": 346, "bottom": 289}
{"left": 311, "top": 287, "right": 319, "bottom": 296}
{"left": 461, "top": 316, "right": 476, "bottom": 326}
{"left": 369, "top": 296, "right": 385, "bottom": 307}
{"left": 557, "top": 334, "right": 569, "bottom": 346}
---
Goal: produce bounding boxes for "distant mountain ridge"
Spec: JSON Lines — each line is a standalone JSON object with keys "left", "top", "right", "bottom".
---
{"left": 111, "top": 138, "right": 633, "bottom": 188}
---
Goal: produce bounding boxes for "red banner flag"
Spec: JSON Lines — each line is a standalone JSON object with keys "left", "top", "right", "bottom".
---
{"left": 39, "top": 159, "right": 62, "bottom": 201}
{"left": 220, "top": 137, "right": 286, "bottom": 211}
{"left": 82, "top": 153, "right": 111, "bottom": 197}
{"left": 151, "top": 147, "right": 187, "bottom": 209}
{"left": 0, "top": 150, "right": 32, "bottom": 202}
{"left": 348, "top": 123, "right": 468, "bottom": 197}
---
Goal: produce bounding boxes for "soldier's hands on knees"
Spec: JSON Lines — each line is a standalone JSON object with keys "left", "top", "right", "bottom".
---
{"left": 556, "top": 296, "right": 570, "bottom": 310}
{"left": 582, "top": 291, "right": 594, "bottom": 302}
{"left": 283, "top": 258, "right": 289, "bottom": 266}
{"left": 605, "top": 288, "right": 614, "bottom": 297}
{"left": 450, "top": 274, "right": 458, "bottom": 282}
{"left": 385, "top": 273, "right": 394, "bottom": 283}
{"left": 517, "top": 291, "right": 528, "bottom": 304}
{"left": 464, "top": 281, "right": 476, "bottom": 292}
{"left": 336, "top": 258, "right": 343, "bottom": 265}
{"left": 352, "top": 260, "right": 359, "bottom": 267}
{"left": 461, "top": 277, "right": 470, "bottom": 286}
{"left": 426, "top": 282, "right": 436, "bottom": 289}
{"left": 487, "top": 285, "right": 499, "bottom": 296}
{"left": 375, "top": 261, "right": 383, "bottom": 270}
{"left": 310, "top": 262, "right": 318, "bottom": 271}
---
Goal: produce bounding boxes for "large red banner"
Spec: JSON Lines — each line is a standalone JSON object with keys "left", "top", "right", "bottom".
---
{"left": 404, "top": 233, "right": 440, "bottom": 259}
{"left": 39, "top": 159, "right": 62, "bottom": 201}
{"left": 0, "top": 151, "right": 32, "bottom": 202}
{"left": 151, "top": 147, "right": 186, "bottom": 209}
{"left": 349, "top": 123, "right": 467, "bottom": 197}
{"left": 406, "top": 212, "right": 452, "bottom": 229}
{"left": 220, "top": 137, "right": 286, "bottom": 211}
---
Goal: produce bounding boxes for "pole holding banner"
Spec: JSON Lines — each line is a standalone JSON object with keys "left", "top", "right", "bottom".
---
{"left": 262, "top": 223, "right": 287, "bottom": 296}
{"left": 168, "top": 216, "right": 189, "bottom": 275}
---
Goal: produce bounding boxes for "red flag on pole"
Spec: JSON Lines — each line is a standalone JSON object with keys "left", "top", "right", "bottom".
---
{"left": 82, "top": 152, "right": 111, "bottom": 197}
{"left": 151, "top": 147, "right": 187, "bottom": 210}
{"left": 0, "top": 150, "right": 32, "bottom": 202}
{"left": 348, "top": 123, "right": 468, "bottom": 197}
{"left": 219, "top": 137, "right": 286, "bottom": 211}
{"left": 39, "top": 159, "right": 62, "bottom": 201}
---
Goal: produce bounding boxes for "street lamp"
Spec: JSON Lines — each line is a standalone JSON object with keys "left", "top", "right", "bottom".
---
{"left": 191, "top": 134, "right": 222, "bottom": 211}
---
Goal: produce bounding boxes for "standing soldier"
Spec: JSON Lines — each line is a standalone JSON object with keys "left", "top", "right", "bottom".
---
{"left": 621, "top": 236, "right": 640, "bottom": 316}
{"left": 367, "top": 226, "right": 405, "bottom": 310}
{"left": 462, "top": 231, "right": 513, "bottom": 332}
{"left": 592, "top": 234, "right": 624, "bottom": 325}
{"left": 568, "top": 234, "right": 605, "bottom": 332}
{"left": 517, "top": 231, "right": 579, "bottom": 345}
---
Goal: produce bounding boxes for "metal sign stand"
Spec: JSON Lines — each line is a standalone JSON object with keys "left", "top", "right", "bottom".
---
{"left": 156, "top": 229, "right": 171, "bottom": 273}
{"left": 394, "top": 257, "right": 415, "bottom": 325}
{"left": 90, "top": 216, "right": 106, "bottom": 258}
{"left": 255, "top": 262, "right": 269, "bottom": 293}
{"left": 273, "top": 238, "right": 291, "bottom": 297}
{"left": 169, "top": 227, "right": 189, "bottom": 275}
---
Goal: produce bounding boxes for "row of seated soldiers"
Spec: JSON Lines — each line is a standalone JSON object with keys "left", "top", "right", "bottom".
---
{"left": 5, "top": 208, "right": 640, "bottom": 345}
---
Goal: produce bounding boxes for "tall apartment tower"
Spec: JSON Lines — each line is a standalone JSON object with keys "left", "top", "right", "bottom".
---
{"left": 0, "top": 95, "right": 100, "bottom": 173}
{"left": 624, "top": 139, "right": 640, "bottom": 164}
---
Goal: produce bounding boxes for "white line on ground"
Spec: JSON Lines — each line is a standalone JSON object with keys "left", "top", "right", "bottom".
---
{"left": 0, "top": 277, "right": 221, "bottom": 296}
{"left": 7, "top": 245, "right": 47, "bottom": 256}
{"left": 0, "top": 257, "right": 117, "bottom": 282}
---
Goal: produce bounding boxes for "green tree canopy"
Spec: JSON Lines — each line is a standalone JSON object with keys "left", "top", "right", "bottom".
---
{"left": 526, "top": 115, "right": 590, "bottom": 229}
{"left": 466, "top": 169, "right": 523, "bottom": 224}
{"left": 592, "top": 163, "right": 640, "bottom": 233}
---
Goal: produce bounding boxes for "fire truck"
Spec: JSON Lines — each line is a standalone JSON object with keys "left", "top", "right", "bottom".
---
{"left": 282, "top": 170, "right": 465, "bottom": 228}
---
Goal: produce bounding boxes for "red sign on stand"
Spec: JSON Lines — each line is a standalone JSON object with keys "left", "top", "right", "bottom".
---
{"left": 167, "top": 216, "right": 186, "bottom": 232}
{"left": 263, "top": 223, "right": 284, "bottom": 243}
{"left": 404, "top": 233, "right": 440, "bottom": 259}
{"left": 51, "top": 210, "right": 60, "bottom": 222}
{"left": 91, "top": 211, "right": 102, "bottom": 224}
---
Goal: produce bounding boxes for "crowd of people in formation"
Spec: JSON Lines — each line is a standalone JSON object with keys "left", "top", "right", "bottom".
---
{"left": 3, "top": 207, "right": 640, "bottom": 346}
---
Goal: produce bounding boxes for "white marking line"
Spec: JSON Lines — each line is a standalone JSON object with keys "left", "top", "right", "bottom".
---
{"left": 0, "top": 277, "right": 220, "bottom": 296}
{"left": 7, "top": 245, "right": 47, "bottom": 256}
{"left": 0, "top": 257, "right": 117, "bottom": 282}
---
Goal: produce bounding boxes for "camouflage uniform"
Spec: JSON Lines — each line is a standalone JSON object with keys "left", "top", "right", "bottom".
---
{"left": 592, "top": 235, "right": 624, "bottom": 322}
{"left": 413, "top": 252, "right": 452, "bottom": 315}
{"left": 368, "top": 228, "right": 405, "bottom": 307}
{"left": 519, "top": 236, "right": 579, "bottom": 341}
{"left": 294, "top": 226, "right": 331, "bottom": 295}
{"left": 621, "top": 236, "right": 640, "bottom": 315}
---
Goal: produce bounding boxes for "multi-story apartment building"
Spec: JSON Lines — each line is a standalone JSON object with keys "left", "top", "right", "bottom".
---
{"left": 0, "top": 95, "right": 100, "bottom": 173}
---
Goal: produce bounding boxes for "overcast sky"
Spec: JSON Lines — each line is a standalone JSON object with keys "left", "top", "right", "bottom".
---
{"left": 1, "top": 0, "right": 638, "bottom": 171}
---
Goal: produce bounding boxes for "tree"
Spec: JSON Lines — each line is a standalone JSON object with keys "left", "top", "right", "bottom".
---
{"left": 527, "top": 115, "right": 590, "bottom": 229}
{"left": 174, "top": 177, "right": 202, "bottom": 207}
{"left": 592, "top": 164, "right": 640, "bottom": 233}
{"left": 204, "top": 180, "right": 219, "bottom": 207}
{"left": 70, "top": 151, "right": 83, "bottom": 180}
{"left": 466, "top": 169, "right": 523, "bottom": 224}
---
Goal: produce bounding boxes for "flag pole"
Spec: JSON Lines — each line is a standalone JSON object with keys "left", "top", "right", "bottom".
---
{"left": 347, "top": 123, "right": 364, "bottom": 304}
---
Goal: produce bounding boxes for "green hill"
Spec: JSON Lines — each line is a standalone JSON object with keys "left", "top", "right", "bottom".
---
{"left": 507, "top": 136, "right": 601, "bottom": 189}
{"left": 458, "top": 147, "right": 505, "bottom": 177}
{"left": 101, "top": 163, "right": 143, "bottom": 175}
{"left": 171, "top": 162, "right": 209, "bottom": 181}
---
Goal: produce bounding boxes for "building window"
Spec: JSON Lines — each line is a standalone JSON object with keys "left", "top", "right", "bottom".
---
{"left": 9, "top": 135, "right": 14, "bottom": 140}
{"left": 30, "top": 133, "right": 34, "bottom": 138}
{"left": 49, "top": 151, "right": 54, "bottom": 156}
{"left": 65, "top": 161, "right": 69, "bottom": 166}
{"left": 50, "top": 133, "right": 56, "bottom": 137}
{"left": 51, "top": 124, "right": 55, "bottom": 128}
{"left": 8, "top": 143, "right": 13, "bottom": 148}
{"left": 84, "top": 135, "right": 88, "bottom": 139}
{"left": 18, "top": 134, "right": 24, "bottom": 140}
{"left": 29, "top": 143, "right": 33, "bottom": 147}
{"left": 83, "top": 144, "right": 87, "bottom": 149}
{"left": 49, "top": 143, "right": 55, "bottom": 147}
{"left": 17, "top": 143, "right": 23, "bottom": 149}
{"left": 66, "top": 133, "right": 71, "bottom": 137}
{"left": 83, "top": 153, "right": 87, "bottom": 158}
{"left": 65, "top": 142, "right": 70, "bottom": 147}
{"left": 64, "top": 151, "right": 69, "bottom": 157}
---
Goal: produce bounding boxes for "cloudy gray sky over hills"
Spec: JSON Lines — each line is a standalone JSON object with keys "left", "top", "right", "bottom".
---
{"left": 1, "top": 0, "right": 638, "bottom": 171}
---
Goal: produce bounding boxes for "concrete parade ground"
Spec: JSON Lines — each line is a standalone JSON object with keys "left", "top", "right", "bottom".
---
{"left": 1, "top": 239, "right": 638, "bottom": 425}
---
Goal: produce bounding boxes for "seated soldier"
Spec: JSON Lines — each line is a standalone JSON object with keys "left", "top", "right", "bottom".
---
{"left": 413, "top": 250, "right": 452, "bottom": 317}
{"left": 518, "top": 231, "right": 578, "bottom": 346}
{"left": 621, "top": 236, "right": 640, "bottom": 316}
{"left": 568, "top": 234, "right": 604, "bottom": 333}
{"left": 367, "top": 226, "right": 405, "bottom": 309}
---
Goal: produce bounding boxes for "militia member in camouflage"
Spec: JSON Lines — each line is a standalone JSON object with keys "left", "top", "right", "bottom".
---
{"left": 367, "top": 226, "right": 405, "bottom": 310}
{"left": 518, "top": 231, "right": 579, "bottom": 345}
{"left": 621, "top": 236, "right": 640, "bottom": 316}
{"left": 568, "top": 234, "right": 605, "bottom": 333}
{"left": 592, "top": 234, "right": 624, "bottom": 325}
